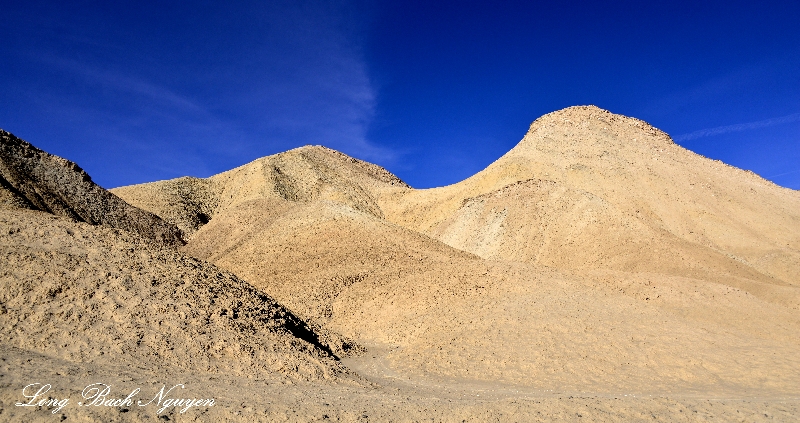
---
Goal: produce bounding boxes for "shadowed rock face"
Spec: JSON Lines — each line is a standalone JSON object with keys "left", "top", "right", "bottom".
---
{"left": 0, "top": 129, "right": 184, "bottom": 246}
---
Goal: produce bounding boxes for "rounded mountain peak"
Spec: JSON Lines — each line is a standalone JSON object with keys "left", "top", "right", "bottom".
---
{"left": 526, "top": 105, "right": 668, "bottom": 136}
{"left": 503, "top": 106, "right": 674, "bottom": 161}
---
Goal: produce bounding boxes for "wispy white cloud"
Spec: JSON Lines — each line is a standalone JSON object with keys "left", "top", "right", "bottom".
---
{"left": 675, "top": 112, "right": 800, "bottom": 142}
{"left": 232, "top": 1, "right": 397, "bottom": 164}
{"left": 11, "top": 0, "right": 396, "bottom": 187}
{"left": 767, "top": 169, "right": 800, "bottom": 178}
{"left": 33, "top": 54, "right": 206, "bottom": 114}
{"left": 21, "top": 53, "right": 251, "bottom": 184}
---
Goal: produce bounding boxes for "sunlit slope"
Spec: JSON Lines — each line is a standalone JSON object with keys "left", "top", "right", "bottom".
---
{"left": 182, "top": 196, "right": 800, "bottom": 395}
{"left": 112, "top": 106, "right": 800, "bottom": 395}
{"left": 0, "top": 208, "right": 355, "bottom": 383}
{"left": 112, "top": 145, "right": 407, "bottom": 238}
{"left": 379, "top": 106, "right": 800, "bottom": 287}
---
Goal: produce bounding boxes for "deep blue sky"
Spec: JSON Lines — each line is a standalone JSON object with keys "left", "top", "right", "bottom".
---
{"left": 2, "top": 0, "right": 798, "bottom": 189}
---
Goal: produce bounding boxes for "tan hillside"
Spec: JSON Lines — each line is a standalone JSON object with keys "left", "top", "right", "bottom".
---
{"left": 112, "top": 107, "right": 800, "bottom": 399}
{"left": 181, "top": 196, "right": 800, "bottom": 395}
{"left": 379, "top": 106, "right": 800, "bottom": 287}
{"left": 0, "top": 129, "right": 184, "bottom": 246}
{"left": 112, "top": 145, "right": 408, "bottom": 238}
{"left": 0, "top": 208, "right": 355, "bottom": 383}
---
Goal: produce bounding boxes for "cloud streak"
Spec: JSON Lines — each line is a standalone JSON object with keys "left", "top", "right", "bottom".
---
{"left": 33, "top": 54, "right": 207, "bottom": 115}
{"left": 675, "top": 112, "right": 800, "bottom": 142}
{"left": 234, "top": 2, "right": 396, "bottom": 164}
{"left": 767, "top": 169, "right": 800, "bottom": 178}
{"left": 4, "top": 1, "right": 396, "bottom": 187}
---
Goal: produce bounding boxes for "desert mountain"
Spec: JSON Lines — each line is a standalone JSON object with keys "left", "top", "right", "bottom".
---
{"left": 112, "top": 145, "right": 408, "bottom": 238}
{"left": 113, "top": 106, "right": 800, "bottom": 399}
{"left": 379, "top": 106, "right": 800, "bottom": 288}
{"left": 0, "top": 130, "right": 184, "bottom": 246}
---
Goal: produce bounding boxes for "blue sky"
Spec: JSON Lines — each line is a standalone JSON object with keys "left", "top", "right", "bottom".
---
{"left": 2, "top": 0, "right": 798, "bottom": 189}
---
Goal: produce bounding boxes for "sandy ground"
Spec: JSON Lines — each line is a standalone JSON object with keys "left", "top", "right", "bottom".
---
{"left": 2, "top": 343, "right": 798, "bottom": 422}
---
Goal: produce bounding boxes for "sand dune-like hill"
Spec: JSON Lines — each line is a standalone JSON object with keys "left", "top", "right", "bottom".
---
{"left": 0, "top": 130, "right": 184, "bottom": 246}
{"left": 0, "top": 208, "right": 352, "bottom": 382}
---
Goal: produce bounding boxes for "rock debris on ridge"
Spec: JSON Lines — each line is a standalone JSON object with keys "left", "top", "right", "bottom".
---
{"left": 0, "top": 129, "right": 184, "bottom": 246}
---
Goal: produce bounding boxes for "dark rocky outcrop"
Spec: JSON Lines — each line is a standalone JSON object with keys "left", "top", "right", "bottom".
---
{"left": 0, "top": 129, "right": 184, "bottom": 246}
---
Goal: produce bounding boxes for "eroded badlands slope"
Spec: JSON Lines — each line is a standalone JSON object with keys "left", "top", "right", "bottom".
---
{"left": 0, "top": 209, "right": 352, "bottom": 382}
{"left": 4, "top": 110, "right": 800, "bottom": 421}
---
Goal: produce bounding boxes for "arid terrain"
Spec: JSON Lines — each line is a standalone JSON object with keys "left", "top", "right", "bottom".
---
{"left": 1, "top": 106, "right": 799, "bottom": 422}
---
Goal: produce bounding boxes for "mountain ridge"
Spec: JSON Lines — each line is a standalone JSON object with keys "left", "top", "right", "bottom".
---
{"left": 0, "top": 129, "right": 185, "bottom": 246}
{"left": 112, "top": 144, "right": 409, "bottom": 238}
{"left": 111, "top": 107, "right": 800, "bottom": 290}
